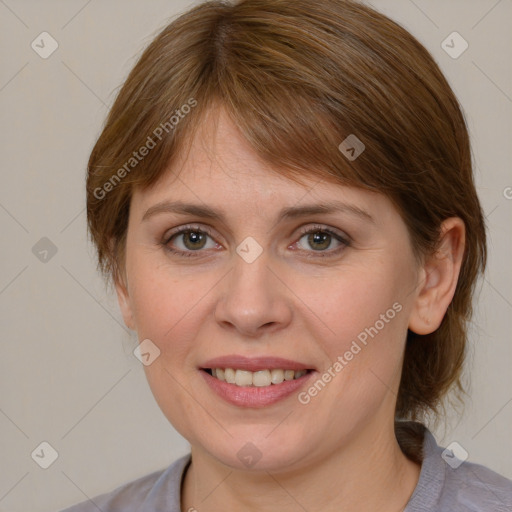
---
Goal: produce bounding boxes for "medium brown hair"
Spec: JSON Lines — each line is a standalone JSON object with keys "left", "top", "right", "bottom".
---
{"left": 86, "top": 0, "right": 487, "bottom": 461}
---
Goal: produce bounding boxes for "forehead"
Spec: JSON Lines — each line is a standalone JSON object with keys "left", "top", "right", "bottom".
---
{"left": 132, "top": 105, "right": 382, "bottom": 212}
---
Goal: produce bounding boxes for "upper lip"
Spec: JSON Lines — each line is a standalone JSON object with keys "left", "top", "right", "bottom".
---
{"left": 201, "top": 355, "right": 314, "bottom": 372}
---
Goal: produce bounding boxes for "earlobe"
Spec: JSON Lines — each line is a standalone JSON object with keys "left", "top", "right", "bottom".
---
{"left": 408, "top": 218, "right": 465, "bottom": 335}
{"left": 114, "top": 272, "right": 136, "bottom": 331}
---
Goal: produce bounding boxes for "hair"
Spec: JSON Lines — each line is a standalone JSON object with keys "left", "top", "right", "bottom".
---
{"left": 86, "top": 0, "right": 487, "bottom": 462}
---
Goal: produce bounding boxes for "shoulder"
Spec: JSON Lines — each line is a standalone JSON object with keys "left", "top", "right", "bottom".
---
{"left": 403, "top": 422, "right": 512, "bottom": 512}
{"left": 58, "top": 454, "right": 191, "bottom": 512}
{"left": 439, "top": 455, "right": 512, "bottom": 511}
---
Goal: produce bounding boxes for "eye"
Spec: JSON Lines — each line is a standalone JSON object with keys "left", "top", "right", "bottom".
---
{"left": 162, "top": 224, "right": 350, "bottom": 259}
{"left": 293, "top": 224, "right": 350, "bottom": 258}
{"left": 163, "top": 225, "right": 219, "bottom": 257}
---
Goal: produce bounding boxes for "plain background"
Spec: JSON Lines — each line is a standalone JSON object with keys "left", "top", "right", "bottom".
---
{"left": 0, "top": 0, "right": 511, "bottom": 510}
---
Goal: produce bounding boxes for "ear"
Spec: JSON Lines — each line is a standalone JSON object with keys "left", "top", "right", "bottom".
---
{"left": 114, "top": 269, "right": 136, "bottom": 331}
{"left": 408, "top": 218, "right": 465, "bottom": 335}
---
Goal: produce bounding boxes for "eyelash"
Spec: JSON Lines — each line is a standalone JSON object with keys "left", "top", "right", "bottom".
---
{"left": 162, "top": 224, "right": 351, "bottom": 259}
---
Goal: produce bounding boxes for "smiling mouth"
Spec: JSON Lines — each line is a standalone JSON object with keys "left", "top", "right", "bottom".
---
{"left": 202, "top": 368, "right": 313, "bottom": 387}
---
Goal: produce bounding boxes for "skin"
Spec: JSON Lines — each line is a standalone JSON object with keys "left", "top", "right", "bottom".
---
{"left": 115, "top": 105, "right": 465, "bottom": 512}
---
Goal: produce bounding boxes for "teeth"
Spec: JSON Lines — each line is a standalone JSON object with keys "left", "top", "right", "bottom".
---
{"left": 209, "top": 368, "right": 309, "bottom": 387}
{"left": 235, "top": 370, "right": 253, "bottom": 386}
{"left": 271, "top": 369, "right": 284, "bottom": 384}
{"left": 224, "top": 368, "right": 236, "bottom": 384}
{"left": 284, "top": 370, "right": 295, "bottom": 381}
{"left": 253, "top": 370, "right": 271, "bottom": 387}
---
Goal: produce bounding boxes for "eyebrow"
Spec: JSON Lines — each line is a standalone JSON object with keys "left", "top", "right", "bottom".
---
{"left": 142, "top": 200, "right": 375, "bottom": 225}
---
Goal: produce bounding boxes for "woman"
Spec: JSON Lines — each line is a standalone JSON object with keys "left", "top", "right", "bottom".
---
{"left": 61, "top": 0, "right": 512, "bottom": 510}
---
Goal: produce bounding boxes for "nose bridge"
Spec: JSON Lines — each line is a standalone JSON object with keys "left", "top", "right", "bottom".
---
{"left": 232, "top": 243, "right": 272, "bottom": 300}
{"left": 214, "top": 242, "right": 292, "bottom": 335}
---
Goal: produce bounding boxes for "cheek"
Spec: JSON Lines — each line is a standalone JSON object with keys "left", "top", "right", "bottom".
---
{"left": 127, "top": 245, "right": 186, "bottom": 322}
{"left": 131, "top": 281, "right": 198, "bottom": 352}
{"left": 127, "top": 262, "right": 206, "bottom": 434}
{"left": 126, "top": 252, "right": 220, "bottom": 370}
{"left": 295, "top": 263, "right": 411, "bottom": 410}
{"left": 301, "top": 265, "right": 406, "bottom": 347}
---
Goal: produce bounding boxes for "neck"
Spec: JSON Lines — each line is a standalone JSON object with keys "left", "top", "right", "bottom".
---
{"left": 181, "top": 420, "right": 421, "bottom": 512}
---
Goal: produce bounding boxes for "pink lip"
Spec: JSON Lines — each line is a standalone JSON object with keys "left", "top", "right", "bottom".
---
{"left": 200, "top": 355, "right": 314, "bottom": 372}
{"left": 200, "top": 369, "right": 315, "bottom": 408}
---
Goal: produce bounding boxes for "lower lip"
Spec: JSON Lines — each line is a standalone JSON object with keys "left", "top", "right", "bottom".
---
{"left": 200, "top": 370, "right": 315, "bottom": 408}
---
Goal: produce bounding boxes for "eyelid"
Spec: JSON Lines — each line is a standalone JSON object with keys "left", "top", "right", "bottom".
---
{"left": 163, "top": 223, "right": 215, "bottom": 243}
{"left": 162, "top": 222, "right": 351, "bottom": 258}
{"left": 292, "top": 224, "right": 351, "bottom": 258}
{"left": 296, "top": 223, "right": 351, "bottom": 243}
{"left": 163, "top": 223, "right": 349, "bottom": 242}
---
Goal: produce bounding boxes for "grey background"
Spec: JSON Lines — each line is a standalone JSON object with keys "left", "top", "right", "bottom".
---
{"left": 0, "top": 0, "right": 510, "bottom": 511}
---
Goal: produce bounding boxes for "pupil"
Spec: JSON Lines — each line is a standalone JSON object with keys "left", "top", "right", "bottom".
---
{"left": 309, "top": 232, "right": 330, "bottom": 251}
{"left": 184, "top": 231, "right": 206, "bottom": 249}
{"left": 181, "top": 231, "right": 332, "bottom": 251}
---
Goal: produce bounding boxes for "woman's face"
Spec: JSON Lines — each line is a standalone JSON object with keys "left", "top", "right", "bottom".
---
{"left": 117, "top": 106, "right": 424, "bottom": 472}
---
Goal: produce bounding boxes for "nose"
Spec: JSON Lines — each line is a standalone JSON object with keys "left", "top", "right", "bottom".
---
{"left": 214, "top": 250, "right": 293, "bottom": 339}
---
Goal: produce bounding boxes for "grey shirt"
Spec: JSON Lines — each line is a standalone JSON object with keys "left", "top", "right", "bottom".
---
{"left": 59, "top": 427, "right": 512, "bottom": 511}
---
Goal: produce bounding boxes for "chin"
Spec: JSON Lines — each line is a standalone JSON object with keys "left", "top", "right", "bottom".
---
{"left": 194, "top": 428, "right": 315, "bottom": 473}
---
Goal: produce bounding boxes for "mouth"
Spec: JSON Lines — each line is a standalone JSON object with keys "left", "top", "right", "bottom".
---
{"left": 199, "top": 355, "right": 316, "bottom": 408}
{"left": 201, "top": 368, "right": 313, "bottom": 387}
